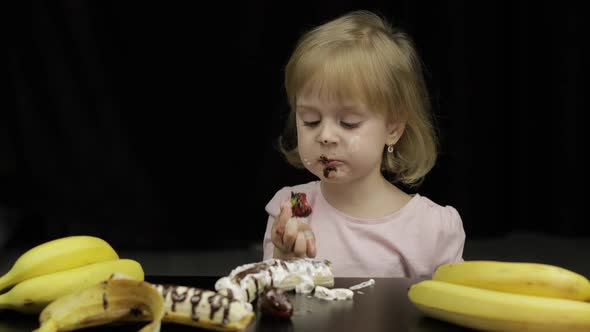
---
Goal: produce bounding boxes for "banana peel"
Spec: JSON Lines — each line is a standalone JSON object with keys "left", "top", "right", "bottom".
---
{"left": 34, "top": 274, "right": 164, "bottom": 332}
{"left": 33, "top": 275, "right": 255, "bottom": 332}
{"left": 127, "top": 283, "right": 255, "bottom": 331}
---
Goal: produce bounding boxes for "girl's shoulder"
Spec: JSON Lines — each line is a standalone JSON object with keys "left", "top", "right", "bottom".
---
{"left": 409, "top": 195, "right": 466, "bottom": 270}
{"left": 410, "top": 194, "right": 464, "bottom": 230}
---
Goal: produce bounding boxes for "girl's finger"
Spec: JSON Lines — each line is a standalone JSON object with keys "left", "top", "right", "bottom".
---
{"left": 293, "top": 232, "right": 307, "bottom": 257}
{"left": 282, "top": 218, "right": 298, "bottom": 252}
{"left": 275, "top": 201, "right": 292, "bottom": 237}
{"left": 303, "top": 229, "right": 316, "bottom": 258}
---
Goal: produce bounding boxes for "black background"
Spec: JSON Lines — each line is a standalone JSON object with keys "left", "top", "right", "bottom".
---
{"left": 3, "top": 1, "right": 588, "bottom": 250}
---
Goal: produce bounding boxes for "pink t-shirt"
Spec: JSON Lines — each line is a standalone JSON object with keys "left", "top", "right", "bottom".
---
{"left": 262, "top": 181, "right": 465, "bottom": 278}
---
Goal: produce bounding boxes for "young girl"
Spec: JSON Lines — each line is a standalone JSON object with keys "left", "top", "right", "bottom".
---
{"left": 262, "top": 10, "right": 465, "bottom": 278}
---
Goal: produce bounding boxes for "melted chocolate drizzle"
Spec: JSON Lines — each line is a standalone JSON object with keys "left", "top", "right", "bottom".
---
{"left": 272, "top": 259, "right": 289, "bottom": 271}
{"left": 155, "top": 284, "right": 237, "bottom": 326}
{"left": 208, "top": 295, "right": 232, "bottom": 325}
{"left": 160, "top": 285, "right": 174, "bottom": 301}
{"left": 234, "top": 263, "right": 273, "bottom": 302}
{"left": 224, "top": 289, "right": 234, "bottom": 300}
{"left": 253, "top": 276, "right": 259, "bottom": 296}
{"left": 231, "top": 260, "right": 296, "bottom": 301}
{"left": 190, "top": 289, "right": 202, "bottom": 321}
{"left": 234, "top": 263, "right": 270, "bottom": 282}
{"left": 222, "top": 299, "right": 232, "bottom": 325}
{"left": 223, "top": 259, "right": 332, "bottom": 321}
{"left": 171, "top": 287, "right": 187, "bottom": 312}
{"left": 269, "top": 269, "right": 274, "bottom": 288}
{"left": 102, "top": 281, "right": 108, "bottom": 310}
{"left": 102, "top": 292, "right": 108, "bottom": 310}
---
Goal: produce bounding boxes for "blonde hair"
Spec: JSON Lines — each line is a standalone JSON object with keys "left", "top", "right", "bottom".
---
{"left": 279, "top": 10, "right": 438, "bottom": 187}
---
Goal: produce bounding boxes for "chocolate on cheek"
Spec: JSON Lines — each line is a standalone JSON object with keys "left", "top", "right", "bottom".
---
{"left": 347, "top": 135, "right": 361, "bottom": 153}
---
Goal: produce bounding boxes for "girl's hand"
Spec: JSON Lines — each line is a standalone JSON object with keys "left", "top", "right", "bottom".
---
{"left": 271, "top": 202, "right": 317, "bottom": 259}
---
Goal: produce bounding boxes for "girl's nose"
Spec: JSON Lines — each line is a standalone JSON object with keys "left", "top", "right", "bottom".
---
{"left": 317, "top": 124, "right": 338, "bottom": 145}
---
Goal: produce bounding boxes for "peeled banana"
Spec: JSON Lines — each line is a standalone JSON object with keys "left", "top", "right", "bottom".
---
{"left": 433, "top": 260, "right": 590, "bottom": 301}
{"left": 0, "top": 259, "right": 144, "bottom": 313}
{"left": 0, "top": 235, "right": 119, "bottom": 292}
{"left": 34, "top": 274, "right": 164, "bottom": 332}
{"left": 408, "top": 279, "right": 590, "bottom": 332}
{"left": 151, "top": 283, "right": 254, "bottom": 331}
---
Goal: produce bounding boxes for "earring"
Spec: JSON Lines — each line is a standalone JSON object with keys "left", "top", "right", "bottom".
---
{"left": 387, "top": 144, "right": 394, "bottom": 153}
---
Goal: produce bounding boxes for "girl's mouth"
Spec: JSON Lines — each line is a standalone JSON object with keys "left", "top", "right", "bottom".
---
{"left": 319, "top": 155, "right": 340, "bottom": 178}
{"left": 319, "top": 155, "right": 341, "bottom": 166}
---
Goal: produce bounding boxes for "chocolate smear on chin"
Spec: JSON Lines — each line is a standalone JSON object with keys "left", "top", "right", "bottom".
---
{"left": 323, "top": 166, "right": 336, "bottom": 178}
{"left": 319, "top": 155, "right": 336, "bottom": 178}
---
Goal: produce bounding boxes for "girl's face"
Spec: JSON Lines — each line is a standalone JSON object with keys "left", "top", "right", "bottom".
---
{"left": 295, "top": 94, "right": 400, "bottom": 183}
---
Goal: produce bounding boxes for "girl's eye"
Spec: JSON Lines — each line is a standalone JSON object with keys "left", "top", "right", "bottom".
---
{"left": 303, "top": 121, "right": 320, "bottom": 127}
{"left": 341, "top": 122, "right": 361, "bottom": 129}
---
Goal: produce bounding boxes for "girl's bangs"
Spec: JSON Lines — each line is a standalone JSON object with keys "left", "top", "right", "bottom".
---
{"left": 295, "top": 48, "right": 386, "bottom": 111}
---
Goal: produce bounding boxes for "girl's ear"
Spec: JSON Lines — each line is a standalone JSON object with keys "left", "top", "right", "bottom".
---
{"left": 386, "top": 121, "right": 406, "bottom": 146}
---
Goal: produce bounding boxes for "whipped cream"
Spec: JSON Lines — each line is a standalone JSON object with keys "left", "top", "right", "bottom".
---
{"left": 215, "top": 258, "right": 334, "bottom": 302}
{"left": 313, "top": 286, "right": 354, "bottom": 301}
{"left": 294, "top": 274, "right": 315, "bottom": 294}
{"left": 153, "top": 284, "right": 253, "bottom": 324}
{"left": 349, "top": 279, "right": 375, "bottom": 291}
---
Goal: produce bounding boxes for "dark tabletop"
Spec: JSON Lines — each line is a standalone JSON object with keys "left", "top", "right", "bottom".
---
{"left": 0, "top": 276, "right": 470, "bottom": 332}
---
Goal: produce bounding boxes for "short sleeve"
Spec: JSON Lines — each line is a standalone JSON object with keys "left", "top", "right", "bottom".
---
{"left": 262, "top": 215, "right": 275, "bottom": 260}
{"left": 433, "top": 206, "right": 466, "bottom": 268}
{"left": 262, "top": 187, "right": 293, "bottom": 260}
{"left": 264, "top": 187, "right": 293, "bottom": 218}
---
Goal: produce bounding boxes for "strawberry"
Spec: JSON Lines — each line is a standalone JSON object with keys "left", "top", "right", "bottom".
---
{"left": 291, "top": 192, "right": 312, "bottom": 217}
{"left": 259, "top": 287, "right": 293, "bottom": 319}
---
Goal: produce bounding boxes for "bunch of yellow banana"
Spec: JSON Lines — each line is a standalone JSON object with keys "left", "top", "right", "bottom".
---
{"left": 408, "top": 260, "right": 590, "bottom": 331}
{"left": 0, "top": 235, "right": 144, "bottom": 314}
{"left": 2, "top": 235, "right": 256, "bottom": 331}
